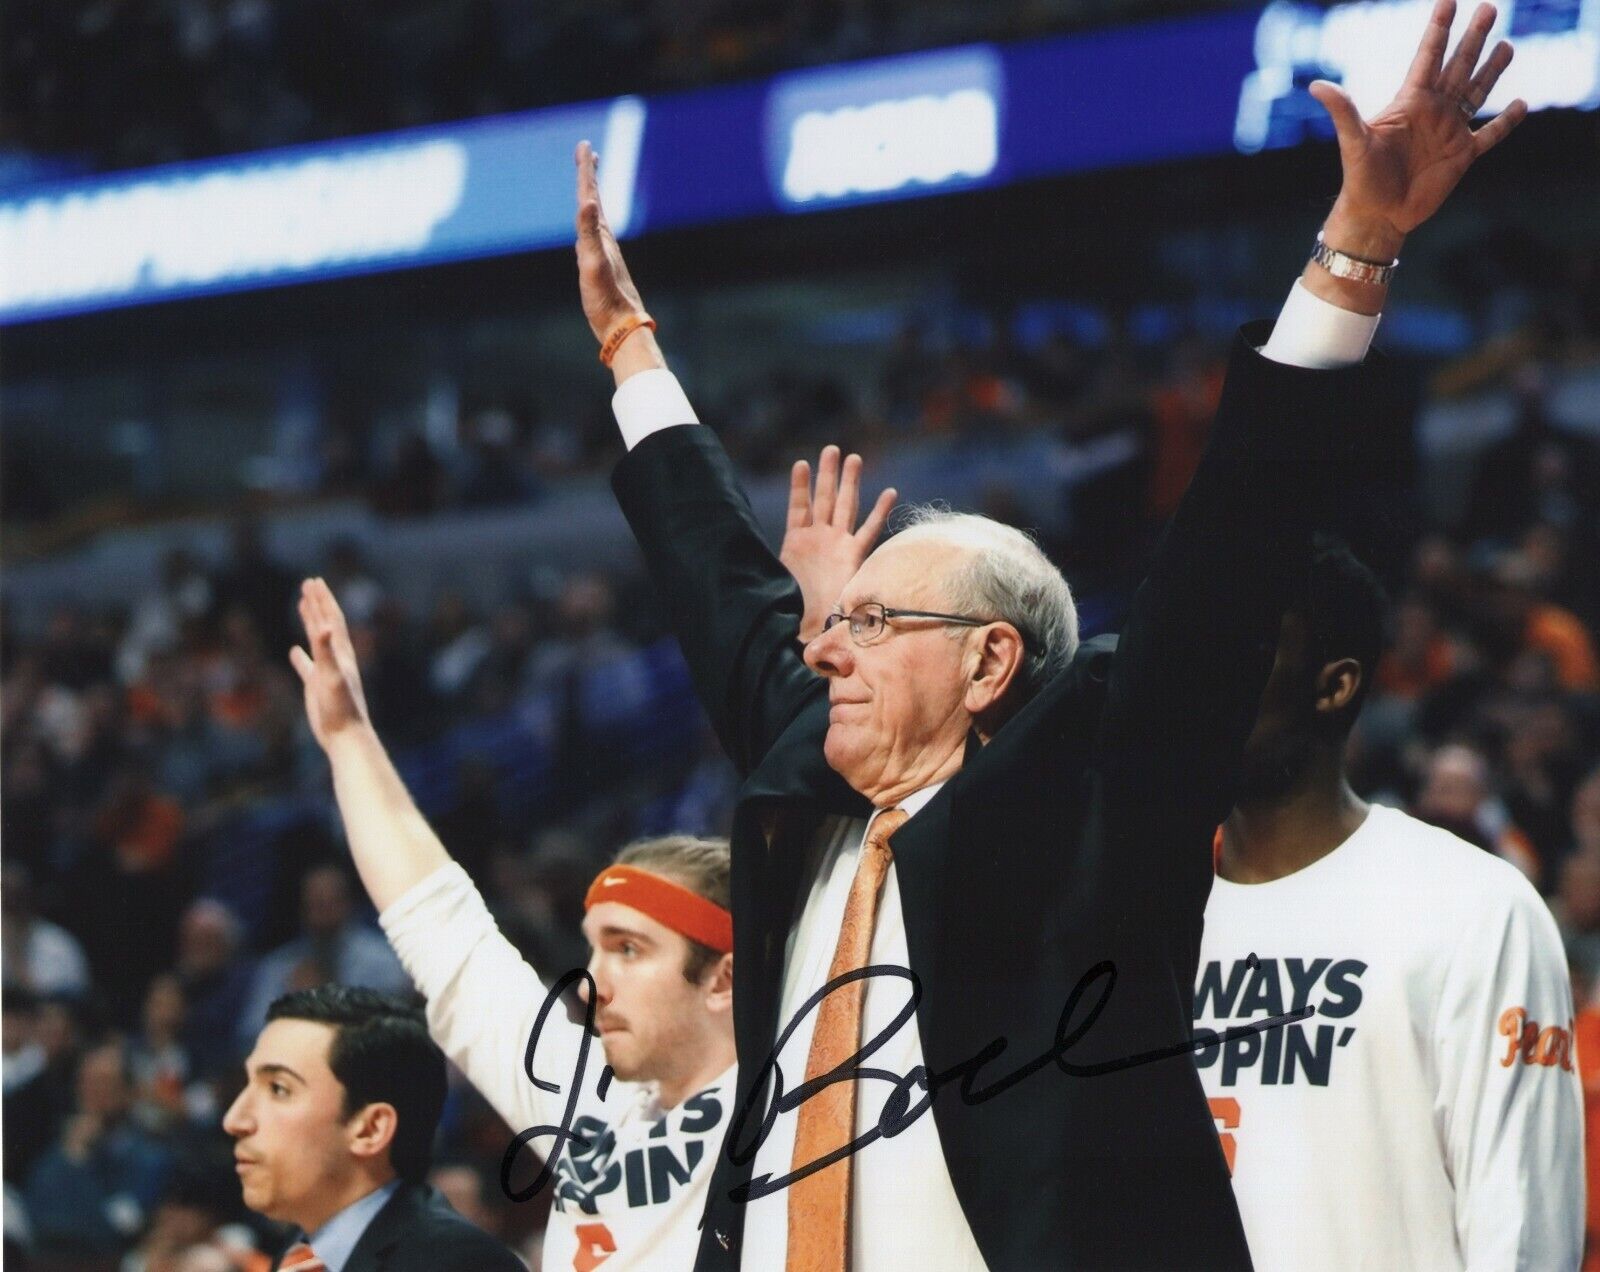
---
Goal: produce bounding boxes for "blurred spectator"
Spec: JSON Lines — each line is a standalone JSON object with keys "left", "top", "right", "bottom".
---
{"left": 1501, "top": 697, "right": 1589, "bottom": 868}
{"left": 119, "top": 1153, "right": 263, "bottom": 1272}
{"left": 128, "top": 974, "right": 197, "bottom": 1135}
{"left": 1573, "top": 764, "right": 1600, "bottom": 859}
{"left": 374, "top": 432, "right": 448, "bottom": 518}
{"left": 1559, "top": 851, "right": 1600, "bottom": 996}
{"left": 424, "top": 591, "right": 491, "bottom": 702}
{"left": 320, "top": 539, "right": 386, "bottom": 628}
{"left": 1461, "top": 368, "right": 1599, "bottom": 545}
{"left": 1413, "top": 742, "right": 1542, "bottom": 884}
{"left": 1488, "top": 552, "right": 1600, "bottom": 693}
{"left": 210, "top": 522, "right": 297, "bottom": 661}
{"left": 4, "top": 988, "right": 47, "bottom": 1094}
{"left": 4, "top": 996, "right": 90, "bottom": 1187}
{"left": 1, "top": 736, "right": 58, "bottom": 874}
{"left": 92, "top": 762, "right": 186, "bottom": 877}
{"left": 235, "top": 865, "right": 408, "bottom": 1049}
{"left": 1374, "top": 594, "right": 1462, "bottom": 703}
{"left": 23, "top": 1040, "right": 173, "bottom": 1264}
{"left": 1, "top": 862, "right": 90, "bottom": 998}
{"left": 171, "top": 901, "right": 253, "bottom": 1083}
{"left": 426, "top": 1161, "right": 500, "bottom": 1238}
{"left": 1143, "top": 334, "right": 1223, "bottom": 523}
{"left": 116, "top": 551, "right": 214, "bottom": 687}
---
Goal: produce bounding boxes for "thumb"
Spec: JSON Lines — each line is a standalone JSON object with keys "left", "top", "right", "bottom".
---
{"left": 1308, "top": 80, "right": 1364, "bottom": 142}
{"left": 289, "top": 646, "right": 313, "bottom": 684}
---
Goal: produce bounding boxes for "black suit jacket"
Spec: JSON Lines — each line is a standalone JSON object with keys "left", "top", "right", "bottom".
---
{"left": 612, "top": 326, "right": 1388, "bottom": 1271}
{"left": 270, "top": 1183, "right": 524, "bottom": 1272}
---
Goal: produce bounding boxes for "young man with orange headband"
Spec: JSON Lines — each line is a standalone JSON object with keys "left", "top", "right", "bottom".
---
{"left": 290, "top": 576, "right": 735, "bottom": 1271}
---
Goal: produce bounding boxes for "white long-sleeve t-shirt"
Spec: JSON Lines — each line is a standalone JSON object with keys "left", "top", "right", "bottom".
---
{"left": 381, "top": 863, "right": 734, "bottom": 1272}
{"left": 1194, "top": 804, "right": 1583, "bottom": 1271}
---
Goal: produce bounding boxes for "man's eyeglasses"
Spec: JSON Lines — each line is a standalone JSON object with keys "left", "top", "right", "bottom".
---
{"left": 822, "top": 602, "right": 992, "bottom": 646}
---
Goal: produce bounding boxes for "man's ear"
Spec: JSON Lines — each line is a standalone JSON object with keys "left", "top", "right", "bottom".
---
{"left": 1317, "top": 657, "right": 1363, "bottom": 716}
{"left": 704, "top": 953, "right": 733, "bottom": 1016}
{"left": 346, "top": 1101, "right": 399, "bottom": 1165}
{"left": 965, "top": 623, "right": 1026, "bottom": 722}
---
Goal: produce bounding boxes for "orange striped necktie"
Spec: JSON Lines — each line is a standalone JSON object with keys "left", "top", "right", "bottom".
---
{"left": 279, "top": 1241, "right": 325, "bottom": 1271}
{"left": 786, "top": 806, "right": 910, "bottom": 1271}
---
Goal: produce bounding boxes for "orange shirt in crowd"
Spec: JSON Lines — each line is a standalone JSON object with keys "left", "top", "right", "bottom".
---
{"left": 96, "top": 791, "right": 185, "bottom": 872}
{"left": 1526, "top": 604, "right": 1600, "bottom": 692}
{"left": 1375, "top": 636, "right": 1457, "bottom": 701}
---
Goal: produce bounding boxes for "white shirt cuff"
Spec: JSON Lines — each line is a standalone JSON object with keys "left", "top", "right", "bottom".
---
{"left": 611, "top": 368, "right": 701, "bottom": 450}
{"left": 1259, "top": 279, "right": 1381, "bottom": 369}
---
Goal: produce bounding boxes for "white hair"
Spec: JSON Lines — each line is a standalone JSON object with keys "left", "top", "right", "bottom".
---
{"left": 891, "top": 505, "right": 1078, "bottom": 699}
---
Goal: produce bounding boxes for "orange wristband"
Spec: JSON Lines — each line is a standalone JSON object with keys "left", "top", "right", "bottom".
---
{"left": 599, "top": 314, "right": 656, "bottom": 366}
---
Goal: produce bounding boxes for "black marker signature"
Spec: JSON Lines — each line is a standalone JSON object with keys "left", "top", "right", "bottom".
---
{"left": 499, "top": 969, "right": 616, "bottom": 1203}
{"left": 498, "top": 961, "right": 1309, "bottom": 1205}
{"left": 726, "top": 960, "right": 1311, "bottom": 1203}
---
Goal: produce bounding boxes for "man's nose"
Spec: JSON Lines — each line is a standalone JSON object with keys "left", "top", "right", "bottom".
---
{"left": 804, "top": 623, "right": 852, "bottom": 678}
{"left": 222, "top": 1089, "right": 252, "bottom": 1137}
{"left": 581, "top": 953, "right": 612, "bottom": 1007}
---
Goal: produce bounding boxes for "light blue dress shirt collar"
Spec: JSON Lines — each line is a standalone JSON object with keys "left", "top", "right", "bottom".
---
{"left": 299, "top": 1179, "right": 401, "bottom": 1272}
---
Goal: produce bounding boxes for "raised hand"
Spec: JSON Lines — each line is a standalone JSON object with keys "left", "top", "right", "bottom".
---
{"left": 574, "top": 140, "right": 659, "bottom": 379}
{"left": 289, "top": 578, "right": 371, "bottom": 751}
{"left": 780, "top": 445, "right": 897, "bottom": 643}
{"left": 1312, "top": 0, "right": 1525, "bottom": 262}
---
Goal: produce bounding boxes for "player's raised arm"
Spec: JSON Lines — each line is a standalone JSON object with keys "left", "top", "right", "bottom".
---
{"left": 289, "top": 577, "right": 451, "bottom": 911}
{"left": 290, "top": 577, "right": 580, "bottom": 1139}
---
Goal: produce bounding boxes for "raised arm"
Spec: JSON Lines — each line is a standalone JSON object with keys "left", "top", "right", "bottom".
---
{"left": 574, "top": 143, "right": 827, "bottom": 773}
{"left": 1100, "top": 0, "right": 1524, "bottom": 893}
{"left": 290, "top": 580, "right": 582, "bottom": 1136}
{"left": 290, "top": 578, "right": 447, "bottom": 912}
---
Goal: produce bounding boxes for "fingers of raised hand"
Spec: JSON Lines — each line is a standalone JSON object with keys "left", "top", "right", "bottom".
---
{"left": 836, "top": 453, "right": 863, "bottom": 529}
{"left": 1439, "top": 2, "right": 1498, "bottom": 96}
{"left": 312, "top": 577, "right": 349, "bottom": 634}
{"left": 856, "top": 486, "right": 898, "bottom": 547}
{"left": 813, "top": 446, "right": 841, "bottom": 524}
{"left": 1307, "top": 80, "right": 1363, "bottom": 142}
{"left": 1472, "top": 96, "right": 1526, "bottom": 155}
{"left": 1464, "top": 39, "right": 1513, "bottom": 113}
{"left": 1405, "top": 0, "right": 1456, "bottom": 90}
{"left": 787, "top": 461, "right": 813, "bottom": 529}
{"left": 289, "top": 646, "right": 313, "bottom": 683}
{"left": 575, "top": 140, "right": 599, "bottom": 203}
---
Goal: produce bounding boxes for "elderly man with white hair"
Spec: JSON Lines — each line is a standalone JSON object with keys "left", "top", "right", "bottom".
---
{"left": 573, "top": 5, "right": 1526, "bottom": 1267}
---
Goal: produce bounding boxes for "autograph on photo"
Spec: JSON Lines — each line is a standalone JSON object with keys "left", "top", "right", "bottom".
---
{"left": 499, "top": 960, "right": 1312, "bottom": 1204}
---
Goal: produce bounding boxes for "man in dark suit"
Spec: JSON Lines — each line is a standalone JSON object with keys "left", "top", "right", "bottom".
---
{"left": 574, "top": 4, "right": 1524, "bottom": 1267}
{"left": 224, "top": 985, "right": 523, "bottom": 1272}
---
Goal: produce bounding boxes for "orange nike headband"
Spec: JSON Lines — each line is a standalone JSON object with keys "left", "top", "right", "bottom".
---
{"left": 584, "top": 865, "right": 733, "bottom": 955}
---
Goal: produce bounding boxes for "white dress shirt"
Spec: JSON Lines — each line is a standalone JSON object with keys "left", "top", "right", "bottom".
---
{"left": 609, "top": 280, "right": 1379, "bottom": 1270}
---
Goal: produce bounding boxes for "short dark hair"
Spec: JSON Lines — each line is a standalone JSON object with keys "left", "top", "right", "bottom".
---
{"left": 1291, "top": 535, "right": 1388, "bottom": 734}
{"left": 266, "top": 986, "right": 444, "bottom": 1184}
